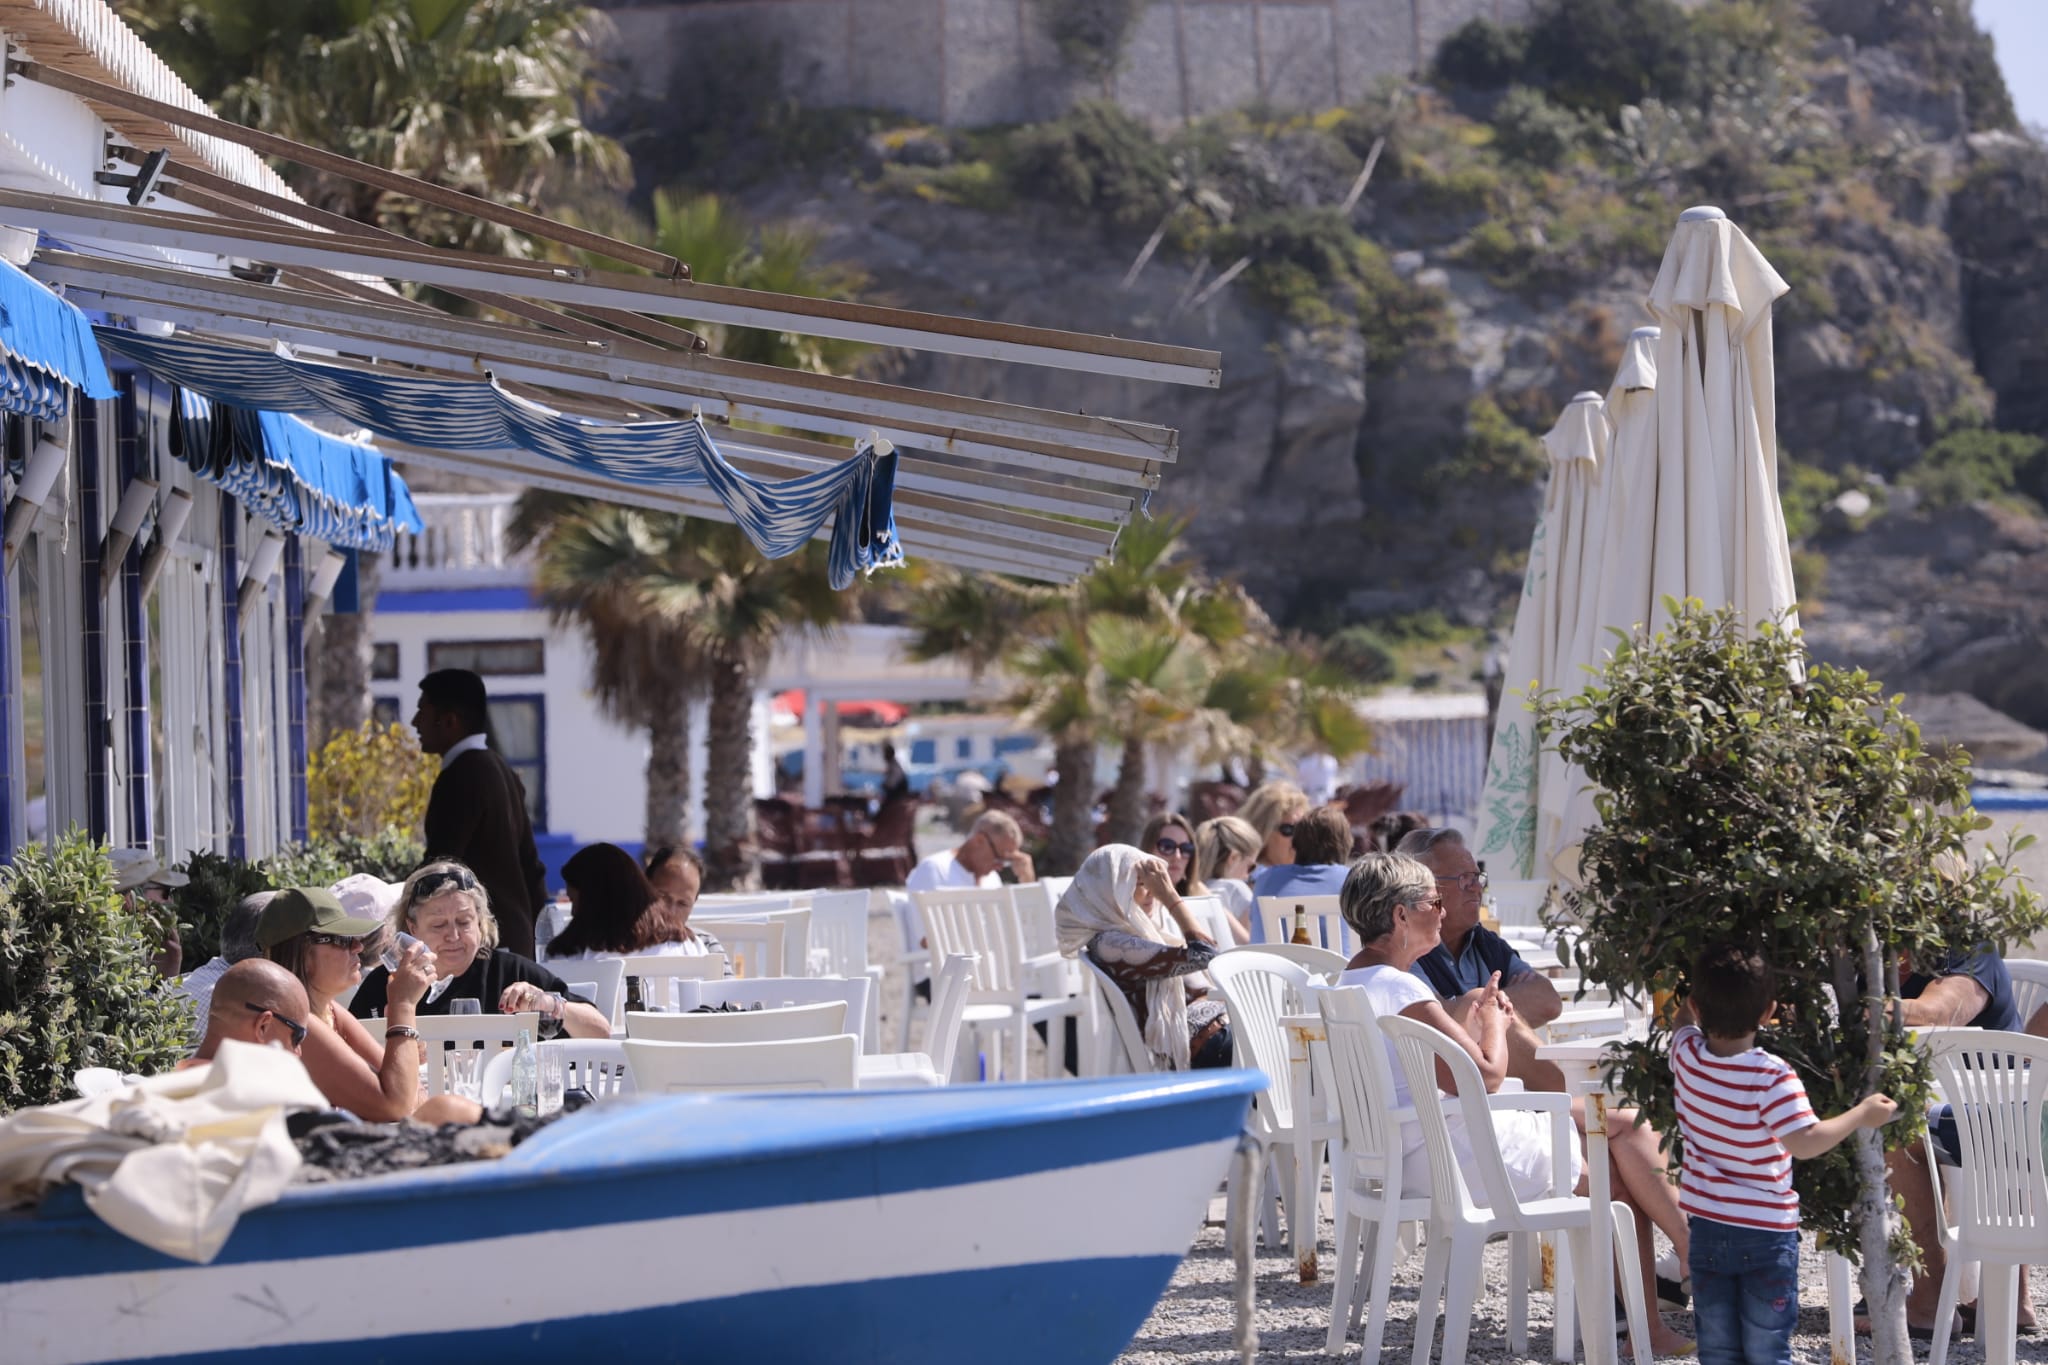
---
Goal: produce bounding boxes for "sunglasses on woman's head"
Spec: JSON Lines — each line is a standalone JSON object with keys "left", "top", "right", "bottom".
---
{"left": 411, "top": 868, "right": 478, "bottom": 900}
{"left": 243, "top": 1002, "right": 309, "bottom": 1048}
{"left": 1154, "top": 837, "right": 1196, "bottom": 858}
{"left": 1275, "top": 822, "right": 1297, "bottom": 838}
{"left": 305, "top": 931, "right": 365, "bottom": 951}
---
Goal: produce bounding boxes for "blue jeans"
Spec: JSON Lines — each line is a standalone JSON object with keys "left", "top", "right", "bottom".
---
{"left": 1690, "top": 1216, "right": 1800, "bottom": 1365}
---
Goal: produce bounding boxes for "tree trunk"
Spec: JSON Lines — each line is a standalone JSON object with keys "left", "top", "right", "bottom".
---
{"left": 642, "top": 680, "right": 691, "bottom": 851}
{"left": 308, "top": 551, "right": 378, "bottom": 750}
{"left": 701, "top": 653, "right": 760, "bottom": 892}
{"left": 1844, "top": 937, "right": 1913, "bottom": 1365}
{"left": 1045, "top": 738, "right": 1097, "bottom": 875}
{"left": 1104, "top": 734, "right": 1149, "bottom": 847}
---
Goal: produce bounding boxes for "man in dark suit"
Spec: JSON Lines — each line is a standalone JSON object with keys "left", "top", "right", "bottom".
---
{"left": 413, "top": 669, "right": 547, "bottom": 958}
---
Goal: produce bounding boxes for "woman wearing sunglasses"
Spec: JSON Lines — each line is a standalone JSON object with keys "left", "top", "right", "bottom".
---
{"left": 349, "top": 861, "right": 612, "bottom": 1040}
{"left": 1237, "top": 779, "right": 1311, "bottom": 870}
{"left": 257, "top": 887, "right": 481, "bottom": 1124}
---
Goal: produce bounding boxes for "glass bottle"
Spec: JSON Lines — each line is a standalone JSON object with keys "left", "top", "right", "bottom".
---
{"left": 1290, "top": 904, "right": 1312, "bottom": 945}
{"left": 510, "top": 1027, "right": 538, "bottom": 1119}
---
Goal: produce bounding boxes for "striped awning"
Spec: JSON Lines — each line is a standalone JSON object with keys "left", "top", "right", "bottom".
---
{"left": 100, "top": 328, "right": 902, "bottom": 587}
{"left": 171, "top": 390, "right": 422, "bottom": 552}
{"left": 0, "top": 256, "right": 116, "bottom": 419}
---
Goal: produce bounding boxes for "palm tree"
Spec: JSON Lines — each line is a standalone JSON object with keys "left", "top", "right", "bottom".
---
{"left": 510, "top": 497, "right": 702, "bottom": 849}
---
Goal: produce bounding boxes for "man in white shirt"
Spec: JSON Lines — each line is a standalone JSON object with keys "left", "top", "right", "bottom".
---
{"left": 906, "top": 811, "right": 1035, "bottom": 893}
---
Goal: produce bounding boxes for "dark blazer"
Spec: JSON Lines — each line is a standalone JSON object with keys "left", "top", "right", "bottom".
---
{"left": 423, "top": 744, "right": 548, "bottom": 958}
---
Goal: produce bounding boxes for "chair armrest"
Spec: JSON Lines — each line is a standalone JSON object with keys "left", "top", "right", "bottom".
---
{"left": 1486, "top": 1090, "right": 1572, "bottom": 1117}
{"left": 1020, "top": 952, "right": 1064, "bottom": 971}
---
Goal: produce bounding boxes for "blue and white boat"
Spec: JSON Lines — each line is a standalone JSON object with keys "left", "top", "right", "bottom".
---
{"left": 0, "top": 1072, "right": 1260, "bottom": 1364}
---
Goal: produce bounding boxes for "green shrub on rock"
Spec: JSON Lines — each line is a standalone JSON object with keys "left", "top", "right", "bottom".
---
{"left": 0, "top": 835, "right": 196, "bottom": 1112}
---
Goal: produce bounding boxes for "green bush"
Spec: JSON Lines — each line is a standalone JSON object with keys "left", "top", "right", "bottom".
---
{"left": 1522, "top": 0, "right": 1701, "bottom": 120}
{"left": 1435, "top": 19, "right": 1527, "bottom": 91}
{"left": 1325, "top": 625, "right": 1399, "bottom": 686}
{"left": 1904, "top": 426, "right": 2048, "bottom": 509}
{"left": 173, "top": 831, "right": 426, "bottom": 966}
{"left": 0, "top": 835, "right": 196, "bottom": 1111}
{"left": 1490, "top": 86, "right": 1588, "bottom": 168}
{"left": 1036, "top": 0, "right": 1146, "bottom": 81}
{"left": 1003, "top": 101, "right": 1174, "bottom": 229}
{"left": 170, "top": 850, "right": 274, "bottom": 974}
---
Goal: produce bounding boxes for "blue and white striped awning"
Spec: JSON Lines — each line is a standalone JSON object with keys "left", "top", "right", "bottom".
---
{"left": 0, "top": 257, "right": 116, "bottom": 419}
{"left": 98, "top": 328, "right": 902, "bottom": 588}
{"left": 171, "top": 390, "right": 422, "bottom": 552}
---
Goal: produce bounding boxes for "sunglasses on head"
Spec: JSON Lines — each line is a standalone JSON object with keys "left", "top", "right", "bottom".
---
{"left": 243, "top": 1002, "right": 309, "bottom": 1048}
{"left": 1275, "top": 822, "right": 1297, "bottom": 838}
{"left": 305, "top": 931, "right": 365, "bottom": 951}
{"left": 411, "top": 867, "right": 478, "bottom": 900}
{"left": 1154, "top": 837, "right": 1196, "bottom": 858}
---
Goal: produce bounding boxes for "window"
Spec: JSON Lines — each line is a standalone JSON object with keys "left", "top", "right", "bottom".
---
{"left": 994, "top": 735, "right": 1038, "bottom": 755}
{"left": 427, "top": 638, "right": 544, "bottom": 676}
{"left": 954, "top": 737, "right": 974, "bottom": 760}
{"left": 370, "top": 642, "right": 399, "bottom": 680}
{"left": 371, "top": 697, "right": 402, "bottom": 728}
{"left": 487, "top": 695, "right": 547, "bottom": 832}
{"left": 908, "top": 738, "right": 937, "bottom": 766}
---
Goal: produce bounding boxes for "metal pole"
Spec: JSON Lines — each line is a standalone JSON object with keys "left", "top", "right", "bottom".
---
{"left": 284, "top": 535, "right": 308, "bottom": 844}
{"left": 220, "top": 493, "right": 246, "bottom": 860}
{"left": 77, "top": 397, "right": 110, "bottom": 841}
{"left": 118, "top": 377, "right": 152, "bottom": 846}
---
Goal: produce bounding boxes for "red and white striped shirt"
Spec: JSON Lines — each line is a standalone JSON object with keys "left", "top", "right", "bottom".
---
{"left": 1669, "top": 1024, "right": 1817, "bottom": 1231}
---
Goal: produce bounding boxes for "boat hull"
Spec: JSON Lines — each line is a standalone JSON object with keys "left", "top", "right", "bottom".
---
{"left": 0, "top": 1071, "right": 1259, "bottom": 1364}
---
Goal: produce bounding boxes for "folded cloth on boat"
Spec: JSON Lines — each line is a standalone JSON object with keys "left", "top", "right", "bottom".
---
{"left": 0, "top": 1041, "right": 327, "bottom": 1263}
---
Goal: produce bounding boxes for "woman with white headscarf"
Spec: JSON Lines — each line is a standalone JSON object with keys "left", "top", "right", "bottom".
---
{"left": 1055, "top": 844, "right": 1232, "bottom": 1070}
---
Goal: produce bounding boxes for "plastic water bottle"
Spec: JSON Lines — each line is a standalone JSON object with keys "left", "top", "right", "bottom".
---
{"left": 510, "top": 1027, "right": 538, "bottom": 1119}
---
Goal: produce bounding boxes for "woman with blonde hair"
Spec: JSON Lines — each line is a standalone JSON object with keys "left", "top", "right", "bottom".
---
{"left": 1237, "top": 779, "right": 1311, "bottom": 869}
{"left": 1194, "top": 814, "right": 1260, "bottom": 944}
{"left": 349, "top": 861, "right": 611, "bottom": 1040}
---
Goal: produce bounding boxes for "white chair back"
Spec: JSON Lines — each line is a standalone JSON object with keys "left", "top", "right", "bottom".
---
{"left": 1039, "top": 875, "right": 1073, "bottom": 907}
{"left": 481, "top": 1038, "right": 635, "bottom": 1102}
{"left": 415, "top": 1012, "right": 541, "bottom": 1097}
{"left": 914, "top": 887, "right": 1030, "bottom": 1002}
{"left": 701, "top": 919, "right": 788, "bottom": 980}
{"left": 617, "top": 952, "right": 730, "bottom": 1012}
{"left": 625, "top": 999, "right": 849, "bottom": 1043}
{"left": 1379, "top": 1013, "right": 1533, "bottom": 1217}
{"left": 545, "top": 955, "right": 625, "bottom": 1029}
{"left": 924, "top": 953, "right": 980, "bottom": 1082}
{"left": 1083, "top": 958, "right": 1157, "bottom": 1075}
{"left": 1316, "top": 985, "right": 1408, "bottom": 1177}
{"left": 2005, "top": 959, "right": 2048, "bottom": 1033}
{"left": 1256, "top": 894, "right": 1349, "bottom": 952}
{"left": 1221, "top": 942, "right": 1347, "bottom": 979}
{"left": 691, "top": 975, "right": 873, "bottom": 1053}
{"left": 693, "top": 892, "right": 811, "bottom": 911}
{"left": 1489, "top": 879, "right": 1550, "bottom": 933}
{"left": 805, "top": 889, "right": 872, "bottom": 977}
{"left": 1926, "top": 1029, "right": 2048, "bottom": 1261}
{"left": 1178, "top": 894, "right": 1236, "bottom": 948}
{"left": 1208, "top": 952, "right": 1315, "bottom": 1129}
{"left": 622, "top": 1034, "right": 859, "bottom": 1093}
{"left": 1010, "top": 881, "right": 1060, "bottom": 958}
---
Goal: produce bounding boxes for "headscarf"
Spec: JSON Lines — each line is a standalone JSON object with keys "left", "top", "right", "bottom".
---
{"left": 1055, "top": 844, "right": 1193, "bottom": 1071}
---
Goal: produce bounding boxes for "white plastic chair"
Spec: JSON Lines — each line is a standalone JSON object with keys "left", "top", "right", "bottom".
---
{"left": 693, "top": 904, "right": 811, "bottom": 977}
{"left": 1083, "top": 957, "right": 1158, "bottom": 1076}
{"left": 544, "top": 955, "right": 625, "bottom": 1030}
{"left": 1256, "top": 894, "right": 1349, "bottom": 952}
{"left": 1490, "top": 878, "right": 1552, "bottom": 937}
{"left": 1208, "top": 952, "right": 1342, "bottom": 1251}
{"left": 1010, "top": 880, "right": 1085, "bottom": 1002}
{"left": 887, "top": 889, "right": 931, "bottom": 1053}
{"left": 691, "top": 975, "right": 873, "bottom": 1054}
{"left": 708, "top": 917, "right": 793, "bottom": 980}
{"left": 860, "top": 953, "right": 982, "bottom": 1088}
{"left": 617, "top": 952, "right": 730, "bottom": 1012}
{"left": 622, "top": 1034, "right": 858, "bottom": 1093}
{"left": 625, "top": 999, "right": 849, "bottom": 1043}
{"left": 1924, "top": 1028, "right": 2048, "bottom": 1365}
{"left": 415, "top": 1012, "right": 540, "bottom": 1097}
{"left": 1377, "top": 1013, "right": 1651, "bottom": 1365}
{"left": 1316, "top": 985, "right": 1436, "bottom": 1362}
{"left": 1221, "top": 942, "right": 1347, "bottom": 980}
{"left": 2004, "top": 959, "right": 2048, "bottom": 1033}
{"left": 481, "top": 1037, "right": 634, "bottom": 1102}
{"left": 915, "top": 886, "right": 1082, "bottom": 1081}
{"left": 805, "top": 889, "right": 872, "bottom": 977}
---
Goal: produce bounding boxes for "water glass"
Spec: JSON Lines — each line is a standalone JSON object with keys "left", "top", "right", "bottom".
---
{"left": 536, "top": 1049, "right": 565, "bottom": 1117}
{"left": 379, "top": 931, "right": 423, "bottom": 975}
{"left": 448, "top": 998, "right": 483, "bottom": 1016}
{"left": 444, "top": 1047, "right": 480, "bottom": 1101}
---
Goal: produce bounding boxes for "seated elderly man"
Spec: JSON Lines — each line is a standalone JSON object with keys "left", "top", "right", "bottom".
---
{"left": 170, "top": 892, "right": 274, "bottom": 1028}
{"left": 906, "top": 811, "right": 1035, "bottom": 893}
{"left": 184, "top": 959, "right": 311, "bottom": 1066}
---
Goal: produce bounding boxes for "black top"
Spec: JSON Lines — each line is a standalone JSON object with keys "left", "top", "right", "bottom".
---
{"left": 423, "top": 746, "right": 549, "bottom": 958}
{"left": 347, "top": 948, "right": 591, "bottom": 1021}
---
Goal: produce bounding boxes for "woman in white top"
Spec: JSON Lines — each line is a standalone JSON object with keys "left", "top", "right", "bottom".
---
{"left": 1193, "top": 815, "right": 1260, "bottom": 945}
{"left": 1337, "top": 853, "right": 1693, "bottom": 1356}
{"left": 545, "top": 842, "right": 730, "bottom": 975}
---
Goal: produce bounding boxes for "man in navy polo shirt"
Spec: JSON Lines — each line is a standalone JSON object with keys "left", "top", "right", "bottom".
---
{"left": 1397, "top": 827, "right": 1565, "bottom": 1090}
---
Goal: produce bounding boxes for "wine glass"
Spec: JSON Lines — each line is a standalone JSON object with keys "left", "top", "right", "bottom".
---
{"left": 448, "top": 998, "right": 483, "bottom": 1016}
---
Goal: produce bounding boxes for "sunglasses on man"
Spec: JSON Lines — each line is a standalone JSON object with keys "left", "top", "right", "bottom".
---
{"left": 242, "top": 1002, "right": 309, "bottom": 1048}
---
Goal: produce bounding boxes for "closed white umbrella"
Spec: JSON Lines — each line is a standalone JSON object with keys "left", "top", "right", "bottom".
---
{"left": 1473, "top": 390, "right": 1609, "bottom": 880}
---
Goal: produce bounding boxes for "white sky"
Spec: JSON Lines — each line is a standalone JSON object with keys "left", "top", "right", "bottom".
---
{"left": 1976, "top": 0, "right": 2048, "bottom": 134}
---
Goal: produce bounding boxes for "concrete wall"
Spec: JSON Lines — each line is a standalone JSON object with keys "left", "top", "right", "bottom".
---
{"left": 601, "top": 0, "right": 1544, "bottom": 128}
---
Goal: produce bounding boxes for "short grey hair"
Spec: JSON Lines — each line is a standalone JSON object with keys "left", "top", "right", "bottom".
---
{"left": 1340, "top": 853, "right": 1438, "bottom": 944}
{"left": 221, "top": 891, "right": 275, "bottom": 964}
{"left": 970, "top": 810, "right": 1022, "bottom": 844}
{"left": 1393, "top": 827, "right": 1467, "bottom": 860}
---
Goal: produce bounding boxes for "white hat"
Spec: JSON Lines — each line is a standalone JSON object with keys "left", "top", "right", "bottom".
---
{"left": 330, "top": 872, "right": 403, "bottom": 923}
{"left": 109, "top": 847, "right": 190, "bottom": 894}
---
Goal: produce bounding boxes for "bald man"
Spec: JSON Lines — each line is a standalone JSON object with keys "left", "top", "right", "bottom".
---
{"left": 188, "top": 959, "right": 311, "bottom": 1065}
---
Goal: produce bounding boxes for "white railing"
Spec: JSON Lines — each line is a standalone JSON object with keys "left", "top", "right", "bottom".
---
{"left": 385, "top": 493, "right": 531, "bottom": 588}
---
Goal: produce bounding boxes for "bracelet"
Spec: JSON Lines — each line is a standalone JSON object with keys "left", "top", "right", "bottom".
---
{"left": 385, "top": 1025, "right": 421, "bottom": 1042}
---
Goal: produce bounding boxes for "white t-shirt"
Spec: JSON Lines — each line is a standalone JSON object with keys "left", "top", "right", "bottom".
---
{"left": 905, "top": 848, "right": 999, "bottom": 894}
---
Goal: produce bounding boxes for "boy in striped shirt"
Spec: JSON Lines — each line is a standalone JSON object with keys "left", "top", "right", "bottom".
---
{"left": 1671, "top": 943, "right": 1898, "bottom": 1365}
